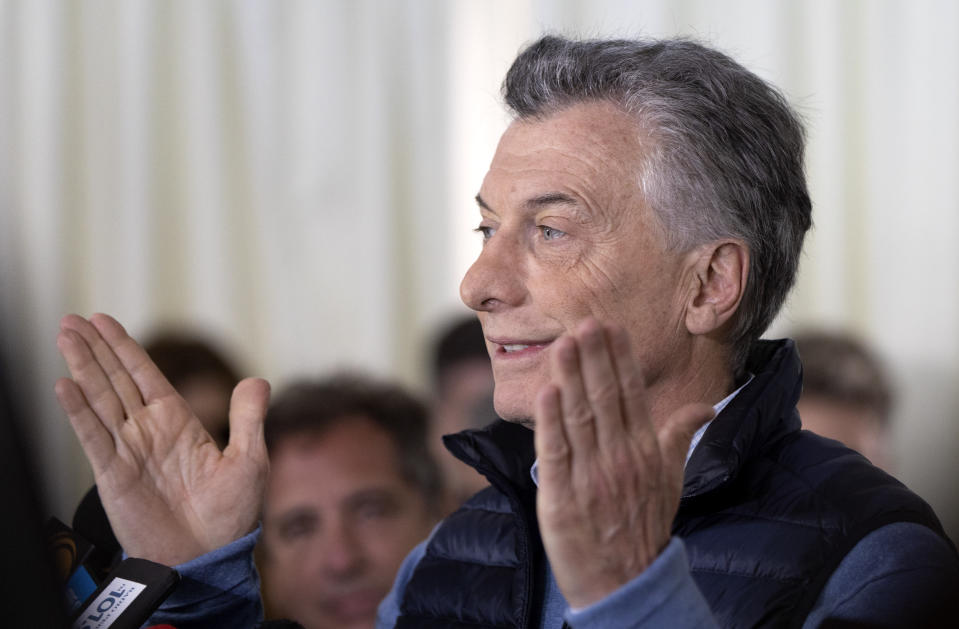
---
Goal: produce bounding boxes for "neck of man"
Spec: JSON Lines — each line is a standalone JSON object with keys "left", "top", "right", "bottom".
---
{"left": 646, "top": 336, "right": 735, "bottom": 430}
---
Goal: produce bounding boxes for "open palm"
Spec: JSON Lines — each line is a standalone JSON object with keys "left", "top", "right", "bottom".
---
{"left": 55, "top": 313, "right": 269, "bottom": 566}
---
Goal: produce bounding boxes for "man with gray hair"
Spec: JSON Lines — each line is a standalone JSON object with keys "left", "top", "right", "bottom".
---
{"left": 55, "top": 35, "right": 958, "bottom": 628}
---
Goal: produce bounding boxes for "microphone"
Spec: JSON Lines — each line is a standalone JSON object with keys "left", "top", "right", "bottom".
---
{"left": 73, "top": 485, "right": 122, "bottom": 574}
{"left": 69, "top": 557, "right": 179, "bottom": 629}
{"left": 47, "top": 485, "right": 181, "bottom": 628}
{"left": 46, "top": 486, "right": 124, "bottom": 615}
{"left": 45, "top": 516, "right": 107, "bottom": 615}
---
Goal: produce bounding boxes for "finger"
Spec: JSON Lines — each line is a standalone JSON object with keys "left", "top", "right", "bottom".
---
{"left": 55, "top": 377, "right": 116, "bottom": 475}
{"left": 552, "top": 334, "right": 597, "bottom": 455}
{"left": 57, "top": 328, "right": 127, "bottom": 434}
{"left": 533, "top": 384, "right": 570, "bottom": 491}
{"left": 61, "top": 314, "right": 146, "bottom": 416}
{"left": 225, "top": 378, "right": 270, "bottom": 458}
{"left": 658, "top": 402, "right": 715, "bottom": 472}
{"left": 87, "top": 313, "right": 177, "bottom": 402}
{"left": 607, "top": 326, "right": 653, "bottom": 434}
{"left": 606, "top": 325, "right": 661, "bottom": 464}
{"left": 575, "top": 318, "right": 626, "bottom": 450}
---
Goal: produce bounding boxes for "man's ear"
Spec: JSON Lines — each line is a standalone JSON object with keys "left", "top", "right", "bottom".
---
{"left": 684, "top": 241, "right": 749, "bottom": 336}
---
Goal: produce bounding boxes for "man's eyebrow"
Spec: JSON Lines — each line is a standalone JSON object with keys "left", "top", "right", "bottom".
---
{"left": 272, "top": 505, "right": 316, "bottom": 527}
{"left": 524, "top": 192, "right": 578, "bottom": 209}
{"left": 474, "top": 192, "right": 580, "bottom": 212}
{"left": 344, "top": 488, "right": 400, "bottom": 511}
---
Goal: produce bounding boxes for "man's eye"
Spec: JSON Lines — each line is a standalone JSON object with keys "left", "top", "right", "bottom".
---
{"left": 357, "top": 503, "right": 387, "bottom": 521}
{"left": 539, "top": 225, "right": 566, "bottom": 241}
{"left": 474, "top": 225, "right": 495, "bottom": 241}
{"left": 278, "top": 519, "right": 314, "bottom": 541}
{"left": 354, "top": 498, "right": 398, "bottom": 522}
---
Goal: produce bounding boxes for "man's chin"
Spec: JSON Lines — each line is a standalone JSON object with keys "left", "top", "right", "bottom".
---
{"left": 492, "top": 395, "right": 535, "bottom": 429}
{"left": 316, "top": 587, "right": 384, "bottom": 628}
{"left": 504, "top": 416, "right": 535, "bottom": 430}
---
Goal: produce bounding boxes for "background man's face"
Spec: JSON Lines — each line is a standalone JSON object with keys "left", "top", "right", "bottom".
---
{"left": 460, "top": 101, "right": 690, "bottom": 423}
{"left": 261, "top": 417, "right": 434, "bottom": 629}
{"left": 799, "top": 396, "right": 890, "bottom": 470}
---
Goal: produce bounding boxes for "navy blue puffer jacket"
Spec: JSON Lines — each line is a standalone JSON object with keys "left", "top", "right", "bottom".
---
{"left": 396, "top": 340, "right": 952, "bottom": 628}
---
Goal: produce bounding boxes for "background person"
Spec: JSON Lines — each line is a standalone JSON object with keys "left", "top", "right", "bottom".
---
{"left": 145, "top": 331, "right": 242, "bottom": 449}
{"left": 259, "top": 375, "right": 442, "bottom": 629}
{"left": 428, "top": 315, "right": 495, "bottom": 511}
{"left": 794, "top": 329, "right": 894, "bottom": 471}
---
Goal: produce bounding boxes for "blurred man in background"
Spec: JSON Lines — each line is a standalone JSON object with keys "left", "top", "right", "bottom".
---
{"left": 258, "top": 375, "right": 442, "bottom": 629}
{"left": 795, "top": 329, "right": 894, "bottom": 471}
{"left": 428, "top": 316, "right": 495, "bottom": 511}
{"left": 145, "top": 331, "right": 241, "bottom": 448}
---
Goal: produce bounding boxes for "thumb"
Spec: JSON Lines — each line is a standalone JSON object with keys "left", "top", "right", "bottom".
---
{"left": 658, "top": 402, "right": 715, "bottom": 467}
{"left": 226, "top": 377, "right": 270, "bottom": 457}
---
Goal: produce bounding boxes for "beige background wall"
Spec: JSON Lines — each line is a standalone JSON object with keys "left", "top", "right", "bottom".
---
{"left": 1, "top": 0, "right": 957, "bottom": 541}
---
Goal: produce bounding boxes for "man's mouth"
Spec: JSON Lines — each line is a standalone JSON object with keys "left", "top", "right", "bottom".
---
{"left": 321, "top": 587, "right": 383, "bottom": 622}
{"left": 490, "top": 339, "right": 553, "bottom": 357}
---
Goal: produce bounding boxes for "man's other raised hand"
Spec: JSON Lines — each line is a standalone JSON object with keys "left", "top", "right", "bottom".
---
{"left": 55, "top": 313, "right": 269, "bottom": 566}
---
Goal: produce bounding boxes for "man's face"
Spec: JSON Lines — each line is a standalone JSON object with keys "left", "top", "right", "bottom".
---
{"left": 261, "top": 418, "right": 434, "bottom": 629}
{"left": 460, "top": 101, "right": 691, "bottom": 424}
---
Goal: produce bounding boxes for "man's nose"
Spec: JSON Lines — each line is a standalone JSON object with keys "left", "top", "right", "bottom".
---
{"left": 320, "top": 520, "right": 366, "bottom": 577}
{"left": 460, "top": 230, "right": 526, "bottom": 312}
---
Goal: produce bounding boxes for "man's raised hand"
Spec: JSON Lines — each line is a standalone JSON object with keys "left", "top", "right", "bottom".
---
{"left": 533, "top": 318, "right": 714, "bottom": 608}
{"left": 55, "top": 313, "right": 270, "bottom": 567}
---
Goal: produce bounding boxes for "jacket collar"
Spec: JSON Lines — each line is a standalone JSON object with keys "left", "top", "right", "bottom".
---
{"left": 682, "top": 339, "right": 802, "bottom": 499}
{"left": 443, "top": 417, "right": 537, "bottom": 499}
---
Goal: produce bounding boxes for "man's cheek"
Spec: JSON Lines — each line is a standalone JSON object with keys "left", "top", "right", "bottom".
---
{"left": 551, "top": 267, "right": 619, "bottom": 323}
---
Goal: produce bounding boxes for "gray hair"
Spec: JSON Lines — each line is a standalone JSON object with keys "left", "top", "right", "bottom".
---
{"left": 503, "top": 36, "right": 812, "bottom": 372}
